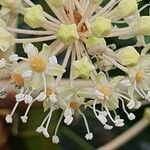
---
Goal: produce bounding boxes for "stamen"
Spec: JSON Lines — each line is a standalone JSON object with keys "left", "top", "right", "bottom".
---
{"left": 78, "top": 109, "right": 93, "bottom": 140}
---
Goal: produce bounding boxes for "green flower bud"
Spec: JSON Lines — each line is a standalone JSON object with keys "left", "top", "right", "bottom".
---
{"left": 57, "top": 24, "right": 79, "bottom": 45}
{"left": 85, "top": 36, "right": 107, "bottom": 55}
{"left": 116, "top": 0, "right": 137, "bottom": 18}
{"left": 116, "top": 46, "right": 140, "bottom": 67}
{"left": 91, "top": 17, "right": 112, "bottom": 38}
{"left": 24, "top": 5, "right": 46, "bottom": 29}
{"left": 73, "top": 56, "right": 95, "bottom": 79}
{"left": 132, "top": 16, "right": 150, "bottom": 36}
{"left": 144, "top": 108, "right": 150, "bottom": 121}
{"left": 0, "top": 0, "right": 23, "bottom": 10}
{"left": 86, "top": 36, "right": 106, "bottom": 49}
{"left": 0, "top": 27, "right": 15, "bottom": 52}
{"left": 45, "top": 0, "right": 65, "bottom": 8}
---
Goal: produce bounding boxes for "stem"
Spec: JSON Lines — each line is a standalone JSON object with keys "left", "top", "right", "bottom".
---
{"left": 15, "top": 35, "right": 56, "bottom": 43}
{"left": 6, "top": 27, "right": 55, "bottom": 35}
{"left": 97, "top": 118, "right": 150, "bottom": 150}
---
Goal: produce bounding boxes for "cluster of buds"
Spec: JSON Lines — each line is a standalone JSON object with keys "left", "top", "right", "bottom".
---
{"left": 0, "top": 0, "right": 150, "bottom": 144}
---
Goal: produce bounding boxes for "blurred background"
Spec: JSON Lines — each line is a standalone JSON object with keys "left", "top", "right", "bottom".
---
{"left": 0, "top": 0, "right": 150, "bottom": 150}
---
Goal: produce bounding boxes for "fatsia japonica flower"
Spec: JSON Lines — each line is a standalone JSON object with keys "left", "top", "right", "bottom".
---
{"left": 0, "top": 0, "right": 150, "bottom": 144}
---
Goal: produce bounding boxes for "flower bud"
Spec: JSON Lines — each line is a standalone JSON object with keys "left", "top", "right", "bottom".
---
{"left": 24, "top": 5, "right": 46, "bottom": 28}
{"left": 132, "top": 16, "right": 150, "bottom": 36}
{"left": 116, "top": 0, "right": 137, "bottom": 18}
{"left": 91, "top": 17, "right": 112, "bottom": 38}
{"left": 57, "top": 24, "right": 79, "bottom": 45}
{"left": 85, "top": 36, "right": 107, "bottom": 55}
{"left": 45, "top": 0, "right": 65, "bottom": 8}
{"left": 116, "top": 46, "right": 140, "bottom": 67}
{"left": 0, "top": 27, "right": 15, "bottom": 52}
{"left": 0, "top": 0, "right": 23, "bottom": 11}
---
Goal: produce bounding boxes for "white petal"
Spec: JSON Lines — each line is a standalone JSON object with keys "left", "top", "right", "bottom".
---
{"left": 9, "top": 54, "right": 19, "bottom": 62}
{"left": 49, "top": 56, "right": 58, "bottom": 65}
{"left": 0, "top": 58, "right": 6, "bottom": 69}
{"left": 22, "top": 70, "right": 32, "bottom": 78}
{"left": 94, "top": 90, "right": 104, "bottom": 99}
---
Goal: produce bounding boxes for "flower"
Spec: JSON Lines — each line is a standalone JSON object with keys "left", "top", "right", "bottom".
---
{"left": 0, "top": 27, "right": 15, "bottom": 51}
{"left": 24, "top": 5, "right": 46, "bottom": 28}
{"left": 1, "top": 0, "right": 150, "bottom": 144}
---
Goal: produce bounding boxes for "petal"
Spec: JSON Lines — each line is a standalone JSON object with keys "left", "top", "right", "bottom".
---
{"left": 77, "top": 88, "right": 95, "bottom": 99}
{"left": 31, "top": 73, "right": 42, "bottom": 90}
{"left": 46, "top": 64, "right": 65, "bottom": 76}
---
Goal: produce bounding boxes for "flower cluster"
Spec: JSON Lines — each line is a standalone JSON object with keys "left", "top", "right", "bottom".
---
{"left": 0, "top": 0, "right": 150, "bottom": 144}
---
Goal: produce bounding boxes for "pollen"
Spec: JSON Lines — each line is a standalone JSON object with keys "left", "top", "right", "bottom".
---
{"left": 30, "top": 55, "right": 46, "bottom": 73}
{"left": 70, "top": 101, "right": 80, "bottom": 110}
{"left": 46, "top": 88, "right": 54, "bottom": 96}
{"left": 11, "top": 73, "right": 24, "bottom": 86}
{"left": 135, "top": 69, "right": 144, "bottom": 82}
{"left": 99, "top": 86, "right": 112, "bottom": 96}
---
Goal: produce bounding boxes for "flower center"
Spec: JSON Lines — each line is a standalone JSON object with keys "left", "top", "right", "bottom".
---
{"left": 70, "top": 101, "right": 80, "bottom": 110}
{"left": 46, "top": 88, "right": 54, "bottom": 96}
{"left": 11, "top": 73, "right": 24, "bottom": 86}
{"left": 99, "top": 86, "right": 112, "bottom": 96}
{"left": 135, "top": 69, "right": 144, "bottom": 82}
{"left": 30, "top": 55, "right": 46, "bottom": 73}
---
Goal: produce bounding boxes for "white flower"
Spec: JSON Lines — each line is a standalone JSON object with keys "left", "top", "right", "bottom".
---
{"left": 0, "top": 58, "right": 6, "bottom": 69}
{"left": 5, "top": 114, "right": 13, "bottom": 123}
{"left": 52, "top": 135, "right": 60, "bottom": 144}
{"left": 85, "top": 132, "right": 93, "bottom": 140}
